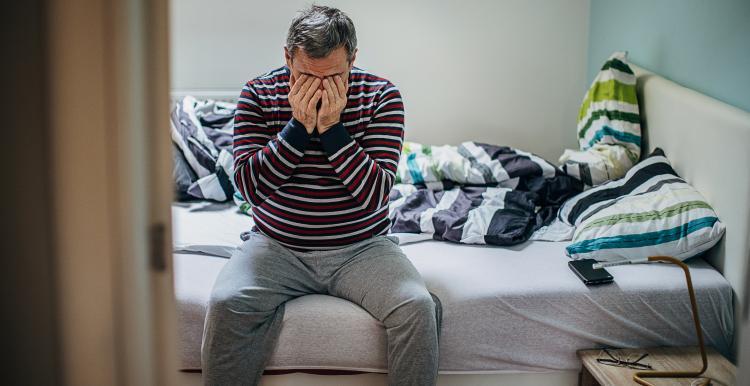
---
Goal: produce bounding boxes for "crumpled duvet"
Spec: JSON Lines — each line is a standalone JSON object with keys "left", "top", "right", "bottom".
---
{"left": 171, "top": 96, "right": 236, "bottom": 201}
{"left": 385, "top": 142, "right": 582, "bottom": 245}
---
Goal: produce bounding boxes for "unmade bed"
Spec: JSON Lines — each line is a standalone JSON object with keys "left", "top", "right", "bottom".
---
{"left": 172, "top": 201, "right": 734, "bottom": 374}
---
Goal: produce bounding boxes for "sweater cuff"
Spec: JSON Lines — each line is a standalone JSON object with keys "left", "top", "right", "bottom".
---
{"left": 278, "top": 118, "right": 310, "bottom": 153}
{"left": 319, "top": 122, "right": 353, "bottom": 157}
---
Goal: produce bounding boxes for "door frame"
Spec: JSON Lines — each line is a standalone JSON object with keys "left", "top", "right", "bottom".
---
{"left": 48, "top": 0, "right": 177, "bottom": 384}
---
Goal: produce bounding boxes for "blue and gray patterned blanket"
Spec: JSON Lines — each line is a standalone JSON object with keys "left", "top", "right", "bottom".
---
{"left": 384, "top": 142, "right": 581, "bottom": 245}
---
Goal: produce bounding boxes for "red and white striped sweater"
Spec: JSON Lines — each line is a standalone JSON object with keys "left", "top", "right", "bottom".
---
{"left": 233, "top": 66, "right": 405, "bottom": 251}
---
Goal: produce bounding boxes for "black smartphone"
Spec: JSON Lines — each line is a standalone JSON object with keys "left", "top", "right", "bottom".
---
{"left": 568, "top": 259, "right": 614, "bottom": 285}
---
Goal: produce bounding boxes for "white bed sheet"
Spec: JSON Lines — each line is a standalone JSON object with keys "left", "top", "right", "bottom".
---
{"left": 172, "top": 202, "right": 734, "bottom": 373}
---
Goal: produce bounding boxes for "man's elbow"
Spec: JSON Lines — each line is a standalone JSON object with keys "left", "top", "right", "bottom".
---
{"left": 233, "top": 169, "right": 264, "bottom": 207}
{"left": 361, "top": 182, "right": 393, "bottom": 212}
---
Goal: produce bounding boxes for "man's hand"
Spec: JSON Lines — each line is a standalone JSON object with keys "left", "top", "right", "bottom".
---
{"left": 317, "top": 75, "right": 348, "bottom": 134}
{"left": 289, "top": 74, "right": 322, "bottom": 134}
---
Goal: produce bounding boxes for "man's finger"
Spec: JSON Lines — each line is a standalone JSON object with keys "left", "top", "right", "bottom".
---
{"left": 290, "top": 73, "right": 306, "bottom": 98}
{"left": 321, "top": 88, "right": 329, "bottom": 111}
{"left": 299, "top": 75, "right": 316, "bottom": 97}
{"left": 294, "top": 75, "right": 314, "bottom": 99}
{"left": 334, "top": 75, "right": 347, "bottom": 100}
{"left": 302, "top": 78, "right": 321, "bottom": 104}
{"left": 323, "top": 78, "right": 336, "bottom": 102}
{"left": 307, "top": 89, "right": 322, "bottom": 111}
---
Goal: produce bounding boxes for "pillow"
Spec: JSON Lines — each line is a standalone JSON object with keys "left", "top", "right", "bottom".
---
{"left": 562, "top": 148, "right": 725, "bottom": 262}
{"left": 560, "top": 51, "right": 642, "bottom": 187}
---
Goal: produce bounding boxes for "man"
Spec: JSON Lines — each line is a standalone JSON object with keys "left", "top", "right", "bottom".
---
{"left": 201, "top": 5, "right": 441, "bottom": 386}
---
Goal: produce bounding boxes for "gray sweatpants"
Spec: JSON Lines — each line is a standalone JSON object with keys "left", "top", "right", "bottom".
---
{"left": 201, "top": 230, "right": 442, "bottom": 386}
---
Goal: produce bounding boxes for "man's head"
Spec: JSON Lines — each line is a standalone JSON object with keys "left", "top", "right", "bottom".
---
{"left": 284, "top": 5, "right": 357, "bottom": 87}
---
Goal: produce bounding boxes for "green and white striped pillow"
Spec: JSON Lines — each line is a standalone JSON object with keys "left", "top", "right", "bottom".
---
{"left": 560, "top": 51, "right": 642, "bottom": 187}
{"left": 564, "top": 148, "right": 725, "bottom": 262}
{"left": 577, "top": 51, "right": 641, "bottom": 158}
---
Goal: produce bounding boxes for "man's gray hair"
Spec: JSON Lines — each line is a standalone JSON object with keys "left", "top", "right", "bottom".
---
{"left": 286, "top": 5, "right": 357, "bottom": 62}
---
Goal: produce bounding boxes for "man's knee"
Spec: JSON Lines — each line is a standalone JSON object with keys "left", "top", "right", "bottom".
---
{"left": 386, "top": 291, "right": 438, "bottom": 325}
{"left": 414, "top": 292, "right": 440, "bottom": 320}
{"left": 207, "top": 285, "right": 278, "bottom": 317}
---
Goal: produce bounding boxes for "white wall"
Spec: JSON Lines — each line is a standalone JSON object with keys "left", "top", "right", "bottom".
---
{"left": 170, "top": 0, "right": 589, "bottom": 160}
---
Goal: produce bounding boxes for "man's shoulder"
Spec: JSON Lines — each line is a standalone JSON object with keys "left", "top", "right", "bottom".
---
{"left": 350, "top": 67, "right": 397, "bottom": 90}
{"left": 245, "top": 66, "right": 290, "bottom": 90}
{"left": 349, "top": 67, "right": 401, "bottom": 109}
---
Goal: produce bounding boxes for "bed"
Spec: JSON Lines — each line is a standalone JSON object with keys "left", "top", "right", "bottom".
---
{"left": 171, "top": 64, "right": 750, "bottom": 385}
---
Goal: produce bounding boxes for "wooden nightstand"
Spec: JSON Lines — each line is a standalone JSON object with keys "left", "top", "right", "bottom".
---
{"left": 578, "top": 347, "right": 736, "bottom": 386}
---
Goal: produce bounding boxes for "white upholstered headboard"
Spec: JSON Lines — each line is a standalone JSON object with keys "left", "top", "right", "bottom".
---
{"left": 632, "top": 64, "right": 750, "bottom": 301}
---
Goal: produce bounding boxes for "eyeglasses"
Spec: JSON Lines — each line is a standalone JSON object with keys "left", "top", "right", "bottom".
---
{"left": 596, "top": 348, "right": 653, "bottom": 370}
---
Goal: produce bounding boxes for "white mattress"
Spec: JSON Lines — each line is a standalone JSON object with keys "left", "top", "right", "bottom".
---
{"left": 172, "top": 202, "right": 734, "bottom": 373}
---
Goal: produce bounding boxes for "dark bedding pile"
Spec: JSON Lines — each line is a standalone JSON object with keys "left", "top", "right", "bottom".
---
{"left": 388, "top": 142, "right": 582, "bottom": 245}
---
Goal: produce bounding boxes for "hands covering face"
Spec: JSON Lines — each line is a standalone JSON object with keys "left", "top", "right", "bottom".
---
{"left": 289, "top": 73, "right": 348, "bottom": 135}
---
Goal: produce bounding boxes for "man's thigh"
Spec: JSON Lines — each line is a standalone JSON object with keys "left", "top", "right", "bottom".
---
{"left": 326, "top": 236, "right": 438, "bottom": 322}
{"left": 209, "top": 231, "right": 321, "bottom": 312}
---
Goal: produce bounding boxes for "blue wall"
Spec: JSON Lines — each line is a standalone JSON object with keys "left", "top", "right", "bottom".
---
{"left": 588, "top": 0, "right": 750, "bottom": 112}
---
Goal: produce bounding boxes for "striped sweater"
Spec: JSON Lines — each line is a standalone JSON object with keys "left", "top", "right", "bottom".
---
{"left": 233, "top": 66, "right": 405, "bottom": 251}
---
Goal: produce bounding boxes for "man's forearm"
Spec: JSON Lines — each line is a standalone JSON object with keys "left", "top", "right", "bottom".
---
{"left": 319, "top": 122, "right": 400, "bottom": 211}
{"left": 233, "top": 118, "right": 310, "bottom": 206}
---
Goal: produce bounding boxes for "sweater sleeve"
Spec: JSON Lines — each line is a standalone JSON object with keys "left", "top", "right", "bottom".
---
{"left": 319, "top": 84, "right": 404, "bottom": 211}
{"left": 233, "top": 82, "right": 310, "bottom": 206}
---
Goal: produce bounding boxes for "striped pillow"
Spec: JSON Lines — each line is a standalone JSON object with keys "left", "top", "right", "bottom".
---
{"left": 560, "top": 51, "right": 642, "bottom": 187}
{"left": 562, "top": 148, "right": 725, "bottom": 262}
{"left": 577, "top": 52, "right": 641, "bottom": 156}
